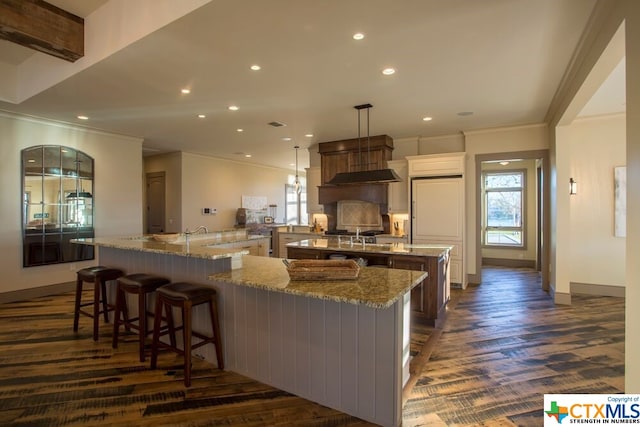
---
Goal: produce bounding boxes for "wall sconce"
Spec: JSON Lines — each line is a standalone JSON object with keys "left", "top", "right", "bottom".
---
{"left": 569, "top": 178, "right": 577, "bottom": 195}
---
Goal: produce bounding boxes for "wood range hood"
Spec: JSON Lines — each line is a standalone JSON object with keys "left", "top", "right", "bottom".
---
{"left": 316, "top": 134, "right": 395, "bottom": 229}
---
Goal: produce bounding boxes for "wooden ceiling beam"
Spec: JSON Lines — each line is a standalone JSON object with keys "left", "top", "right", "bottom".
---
{"left": 0, "top": 0, "right": 84, "bottom": 62}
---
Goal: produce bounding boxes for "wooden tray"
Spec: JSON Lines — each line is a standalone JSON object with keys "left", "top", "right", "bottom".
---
{"left": 286, "top": 259, "right": 360, "bottom": 281}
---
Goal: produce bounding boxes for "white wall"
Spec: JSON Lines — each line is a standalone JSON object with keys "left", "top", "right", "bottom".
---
{"left": 567, "top": 114, "right": 626, "bottom": 287}
{"left": 144, "top": 152, "right": 297, "bottom": 231}
{"left": 0, "top": 112, "right": 143, "bottom": 293}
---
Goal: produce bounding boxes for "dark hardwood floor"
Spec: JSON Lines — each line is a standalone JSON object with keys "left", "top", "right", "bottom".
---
{"left": 0, "top": 267, "right": 624, "bottom": 426}
{"left": 402, "top": 267, "right": 625, "bottom": 426}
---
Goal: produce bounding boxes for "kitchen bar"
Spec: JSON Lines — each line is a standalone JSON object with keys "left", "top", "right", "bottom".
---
{"left": 73, "top": 234, "right": 426, "bottom": 427}
{"left": 286, "top": 238, "right": 451, "bottom": 328}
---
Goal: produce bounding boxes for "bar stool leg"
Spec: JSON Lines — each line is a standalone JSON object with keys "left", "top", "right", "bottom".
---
{"left": 138, "top": 291, "right": 147, "bottom": 362}
{"left": 150, "top": 297, "right": 163, "bottom": 369}
{"left": 209, "top": 297, "right": 224, "bottom": 370}
{"left": 92, "top": 281, "right": 101, "bottom": 341}
{"left": 183, "top": 300, "right": 193, "bottom": 387}
{"left": 112, "top": 287, "right": 122, "bottom": 349}
{"left": 100, "top": 279, "right": 110, "bottom": 323}
{"left": 73, "top": 277, "right": 83, "bottom": 332}
{"left": 166, "top": 303, "right": 177, "bottom": 348}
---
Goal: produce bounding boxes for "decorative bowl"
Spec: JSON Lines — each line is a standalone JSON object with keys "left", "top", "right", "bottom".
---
{"left": 152, "top": 233, "right": 180, "bottom": 243}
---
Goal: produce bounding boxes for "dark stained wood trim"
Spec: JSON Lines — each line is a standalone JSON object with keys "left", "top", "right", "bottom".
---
{"left": 0, "top": 0, "right": 84, "bottom": 62}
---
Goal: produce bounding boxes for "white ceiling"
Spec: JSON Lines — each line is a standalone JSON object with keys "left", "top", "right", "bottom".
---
{"left": 0, "top": 0, "right": 621, "bottom": 172}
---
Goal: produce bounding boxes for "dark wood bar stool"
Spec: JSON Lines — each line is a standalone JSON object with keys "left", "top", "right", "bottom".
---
{"left": 112, "top": 273, "right": 171, "bottom": 362}
{"left": 73, "top": 266, "right": 124, "bottom": 341}
{"left": 150, "top": 282, "right": 224, "bottom": 387}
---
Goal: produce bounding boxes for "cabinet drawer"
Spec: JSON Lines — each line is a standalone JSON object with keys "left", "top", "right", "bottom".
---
{"left": 407, "top": 153, "right": 465, "bottom": 177}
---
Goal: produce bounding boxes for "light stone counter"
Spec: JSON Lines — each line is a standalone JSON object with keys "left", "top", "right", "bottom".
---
{"left": 80, "top": 234, "right": 418, "bottom": 426}
{"left": 209, "top": 254, "right": 427, "bottom": 309}
{"left": 72, "top": 234, "right": 256, "bottom": 261}
{"left": 287, "top": 238, "right": 451, "bottom": 258}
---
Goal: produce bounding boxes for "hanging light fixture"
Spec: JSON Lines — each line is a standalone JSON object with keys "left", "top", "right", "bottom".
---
{"left": 294, "top": 145, "right": 302, "bottom": 194}
{"left": 327, "top": 103, "right": 402, "bottom": 185}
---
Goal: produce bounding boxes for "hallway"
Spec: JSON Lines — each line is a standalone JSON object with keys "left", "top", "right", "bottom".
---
{"left": 402, "top": 267, "right": 625, "bottom": 426}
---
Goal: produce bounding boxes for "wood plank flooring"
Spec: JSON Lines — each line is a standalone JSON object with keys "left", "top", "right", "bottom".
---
{"left": 402, "top": 267, "right": 625, "bottom": 426}
{"left": 0, "top": 267, "right": 624, "bottom": 426}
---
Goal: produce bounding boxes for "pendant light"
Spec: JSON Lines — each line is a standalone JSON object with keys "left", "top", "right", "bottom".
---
{"left": 294, "top": 145, "right": 302, "bottom": 194}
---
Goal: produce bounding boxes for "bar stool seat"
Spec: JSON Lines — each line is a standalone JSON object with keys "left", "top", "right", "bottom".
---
{"left": 112, "top": 273, "right": 171, "bottom": 362}
{"left": 150, "top": 282, "right": 224, "bottom": 387}
{"left": 73, "top": 266, "right": 124, "bottom": 341}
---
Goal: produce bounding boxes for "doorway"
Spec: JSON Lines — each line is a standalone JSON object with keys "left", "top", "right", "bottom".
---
{"left": 146, "top": 172, "right": 166, "bottom": 233}
{"left": 475, "top": 150, "right": 549, "bottom": 290}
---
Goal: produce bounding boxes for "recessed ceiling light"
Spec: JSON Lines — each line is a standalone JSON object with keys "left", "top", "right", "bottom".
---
{"left": 289, "top": 163, "right": 295, "bottom": 166}
{"left": 228, "top": 105, "right": 239, "bottom": 111}
{"left": 282, "top": 137, "right": 292, "bottom": 141}
{"left": 181, "top": 88, "right": 190, "bottom": 94}
{"left": 77, "top": 115, "right": 89, "bottom": 120}
{"left": 457, "top": 111, "right": 474, "bottom": 116}
{"left": 250, "top": 65, "right": 261, "bottom": 71}
{"left": 422, "top": 116, "right": 433, "bottom": 122}
{"left": 305, "top": 133, "right": 314, "bottom": 138}
{"left": 197, "top": 114, "right": 206, "bottom": 118}
{"left": 237, "top": 128, "right": 243, "bottom": 132}
{"left": 382, "top": 68, "right": 396, "bottom": 75}
{"left": 353, "top": 33, "right": 364, "bottom": 40}
{"left": 245, "top": 154, "right": 252, "bottom": 158}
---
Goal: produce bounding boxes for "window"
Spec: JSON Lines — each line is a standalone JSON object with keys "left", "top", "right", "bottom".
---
{"left": 483, "top": 170, "right": 525, "bottom": 247}
{"left": 285, "top": 175, "right": 307, "bottom": 225}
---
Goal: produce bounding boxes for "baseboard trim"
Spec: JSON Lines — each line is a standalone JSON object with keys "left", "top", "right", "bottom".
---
{"left": 0, "top": 281, "right": 75, "bottom": 304}
{"left": 467, "top": 273, "right": 481, "bottom": 285}
{"left": 571, "top": 282, "right": 625, "bottom": 298}
{"left": 550, "top": 284, "right": 572, "bottom": 305}
{"left": 482, "top": 257, "right": 536, "bottom": 268}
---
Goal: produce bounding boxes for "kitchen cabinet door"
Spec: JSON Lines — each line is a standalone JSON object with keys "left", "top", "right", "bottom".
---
{"left": 305, "top": 167, "right": 323, "bottom": 213}
{"left": 321, "top": 152, "right": 350, "bottom": 184}
{"left": 387, "top": 159, "right": 408, "bottom": 213}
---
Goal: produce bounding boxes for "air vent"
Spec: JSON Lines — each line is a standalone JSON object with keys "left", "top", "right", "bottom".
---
{"left": 268, "top": 121, "right": 287, "bottom": 127}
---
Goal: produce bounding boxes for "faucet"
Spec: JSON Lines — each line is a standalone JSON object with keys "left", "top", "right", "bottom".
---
{"left": 184, "top": 226, "right": 208, "bottom": 247}
{"left": 185, "top": 225, "right": 208, "bottom": 235}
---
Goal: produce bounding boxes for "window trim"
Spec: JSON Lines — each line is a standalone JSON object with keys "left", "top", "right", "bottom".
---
{"left": 482, "top": 168, "right": 527, "bottom": 250}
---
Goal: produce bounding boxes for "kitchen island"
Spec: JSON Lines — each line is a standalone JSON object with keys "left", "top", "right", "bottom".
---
{"left": 74, "top": 234, "right": 426, "bottom": 427}
{"left": 287, "top": 238, "right": 451, "bottom": 327}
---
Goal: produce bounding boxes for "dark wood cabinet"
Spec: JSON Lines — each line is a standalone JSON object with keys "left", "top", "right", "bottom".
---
{"left": 286, "top": 245, "right": 448, "bottom": 327}
{"left": 319, "top": 135, "right": 394, "bottom": 185}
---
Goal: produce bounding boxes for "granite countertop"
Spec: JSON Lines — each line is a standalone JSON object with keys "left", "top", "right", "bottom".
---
{"left": 287, "top": 238, "right": 451, "bottom": 257}
{"left": 209, "top": 255, "right": 427, "bottom": 308}
{"left": 70, "top": 234, "right": 266, "bottom": 260}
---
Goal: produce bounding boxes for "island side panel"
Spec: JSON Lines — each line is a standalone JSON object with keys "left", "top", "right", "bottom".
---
{"left": 212, "top": 278, "right": 404, "bottom": 427}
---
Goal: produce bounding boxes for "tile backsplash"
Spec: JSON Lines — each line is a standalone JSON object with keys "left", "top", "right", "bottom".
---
{"left": 337, "top": 200, "right": 382, "bottom": 231}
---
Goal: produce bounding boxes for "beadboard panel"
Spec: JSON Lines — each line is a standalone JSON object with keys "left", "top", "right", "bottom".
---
{"left": 99, "top": 247, "right": 405, "bottom": 426}
{"left": 217, "top": 281, "right": 404, "bottom": 426}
